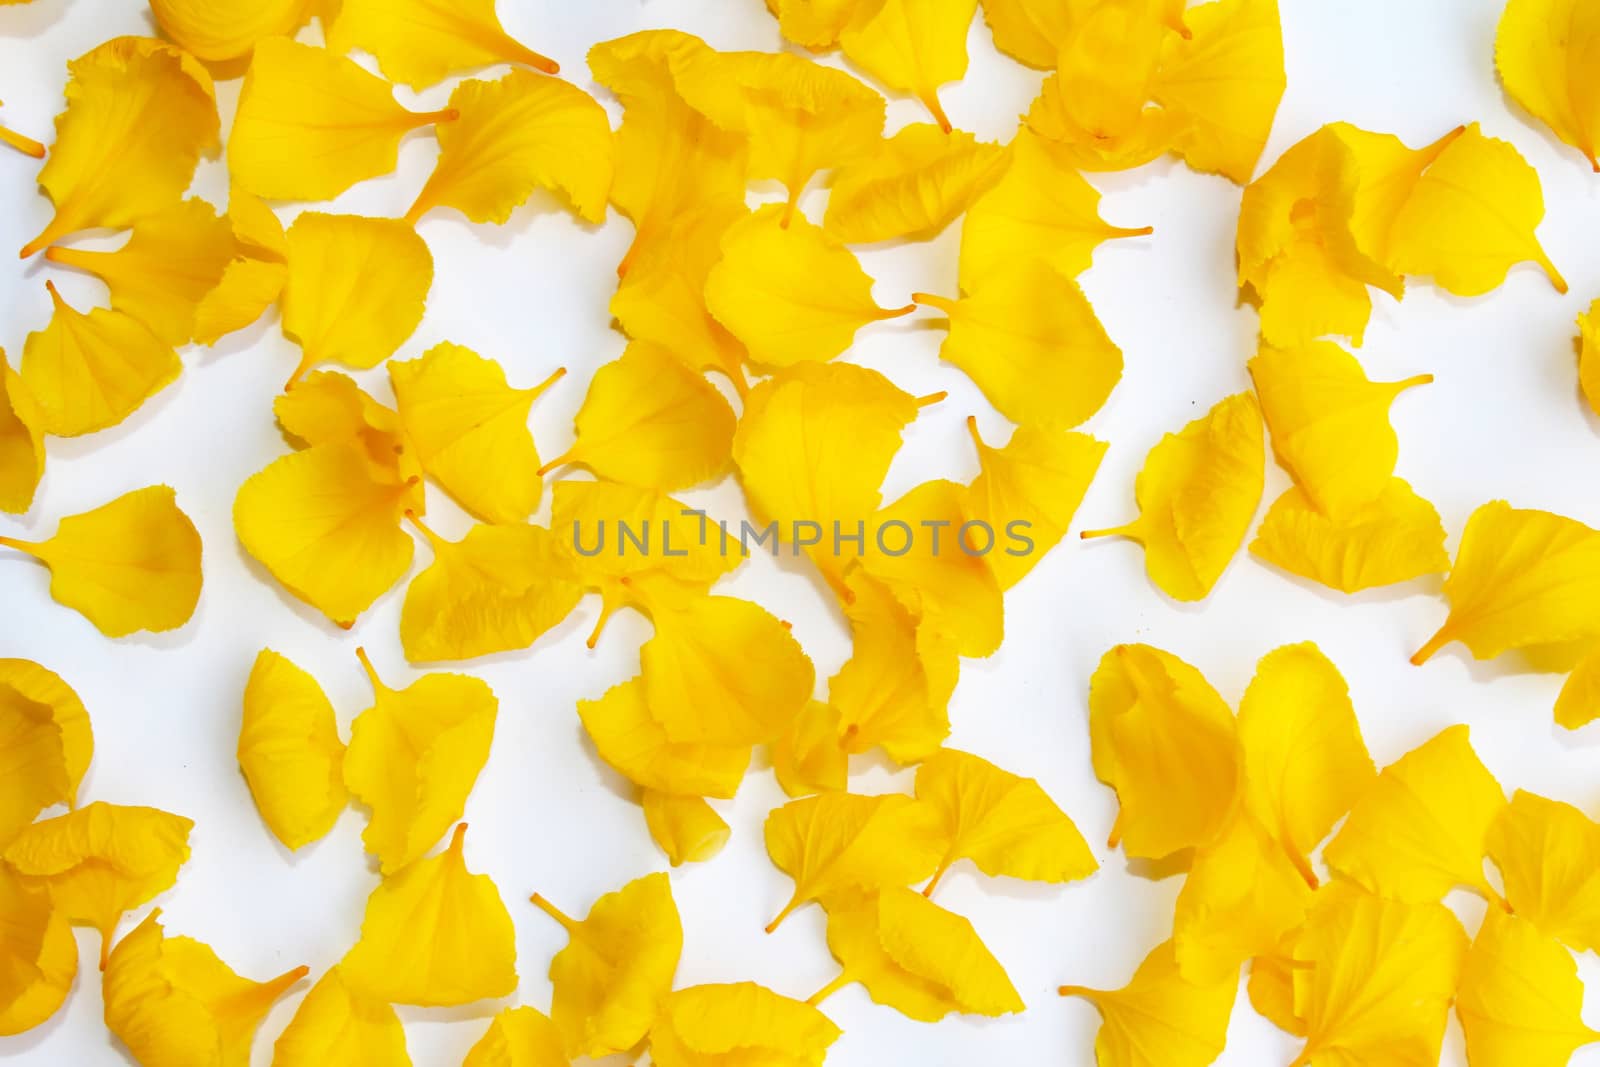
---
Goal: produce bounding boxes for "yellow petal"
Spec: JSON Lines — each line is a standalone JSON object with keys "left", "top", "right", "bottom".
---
{"left": 233, "top": 442, "right": 415, "bottom": 629}
{"left": 1046, "top": 0, "right": 1167, "bottom": 143}
{"left": 1495, "top": 0, "right": 1600, "bottom": 171}
{"left": 830, "top": 569, "right": 960, "bottom": 765}
{"left": 45, "top": 198, "right": 234, "bottom": 345}
{"left": 732, "top": 361, "right": 923, "bottom": 595}
{"left": 859, "top": 479, "right": 1005, "bottom": 658}
{"left": 764, "top": 792, "right": 944, "bottom": 932}
{"left": 552, "top": 341, "right": 735, "bottom": 491}
{"left": 4, "top": 801, "right": 192, "bottom": 968}
{"left": 1459, "top": 906, "right": 1600, "bottom": 1066}
{"left": 815, "top": 887, "right": 1023, "bottom": 1020}
{"left": 0, "top": 865, "right": 75, "bottom": 1036}
{"left": 1249, "top": 341, "right": 1430, "bottom": 517}
{"left": 1172, "top": 811, "right": 1313, "bottom": 983}
{"left": 1323, "top": 724, "right": 1506, "bottom": 904}
{"left": 915, "top": 747, "right": 1096, "bottom": 895}
{"left": 103, "top": 910, "right": 306, "bottom": 1067}
{"left": 1236, "top": 642, "right": 1374, "bottom": 883}
{"left": 707, "top": 204, "right": 913, "bottom": 369}
{"left": 191, "top": 187, "right": 289, "bottom": 346}
{"left": 1060, "top": 940, "right": 1237, "bottom": 1067}
{"left": 0, "top": 353, "right": 45, "bottom": 515}
{"left": 230, "top": 37, "right": 457, "bottom": 202}
{"left": 463, "top": 1006, "right": 566, "bottom": 1067}
{"left": 1247, "top": 949, "right": 1303, "bottom": 1037}
{"left": 1025, "top": 73, "right": 1177, "bottom": 173}
{"left": 2, "top": 485, "right": 202, "bottom": 637}
{"left": 402, "top": 520, "right": 584, "bottom": 663}
{"left": 1082, "top": 392, "right": 1264, "bottom": 602}
{"left": 0, "top": 659, "right": 91, "bottom": 804}
{"left": 272, "top": 965, "right": 411, "bottom": 1067}
{"left": 281, "top": 214, "right": 433, "bottom": 386}
{"left": 824, "top": 122, "right": 1009, "bottom": 244}
{"left": 20, "top": 37, "right": 218, "bottom": 258}
{"left": 917, "top": 263, "right": 1123, "bottom": 429}
{"left": 0, "top": 682, "right": 71, "bottom": 850}
{"left": 1250, "top": 478, "right": 1449, "bottom": 593}
{"left": 589, "top": 31, "right": 747, "bottom": 276}
{"left": 773, "top": 701, "right": 848, "bottom": 799}
{"left": 1336, "top": 122, "right": 1464, "bottom": 269}
{"left": 960, "top": 128, "right": 1152, "bottom": 288}
{"left": 150, "top": 0, "right": 312, "bottom": 63}
{"left": 1580, "top": 299, "right": 1600, "bottom": 418}
{"left": 21, "top": 281, "right": 181, "bottom": 438}
{"left": 839, "top": 0, "right": 978, "bottom": 130}
{"left": 1290, "top": 882, "right": 1468, "bottom": 1066}
{"left": 327, "top": 0, "right": 557, "bottom": 89}
{"left": 342, "top": 651, "right": 497, "bottom": 875}
{"left": 764, "top": 0, "right": 878, "bottom": 49}
{"left": 578, "top": 677, "right": 749, "bottom": 799}
{"left": 1486, "top": 790, "right": 1600, "bottom": 954}
{"left": 1087, "top": 644, "right": 1242, "bottom": 860}
{"left": 1385, "top": 123, "right": 1566, "bottom": 295}
{"left": 1151, "top": 0, "right": 1285, "bottom": 183}
{"left": 389, "top": 342, "right": 561, "bottom": 524}
{"left": 528, "top": 872, "right": 681, "bottom": 1058}
{"left": 1412, "top": 500, "right": 1600, "bottom": 665}
{"left": 341, "top": 824, "right": 517, "bottom": 1006}
{"left": 675, "top": 50, "right": 884, "bottom": 207}
{"left": 963, "top": 417, "right": 1107, "bottom": 590}
{"left": 639, "top": 594, "right": 816, "bottom": 747}
{"left": 642, "top": 790, "right": 732, "bottom": 867}
{"left": 978, "top": 0, "right": 1074, "bottom": 69}
{"left": 648, "top": 982, "right": 840, "bottom": 1067}
{"left": 237, "top": 649, "right": 347, "bottom": 850}
{"left": 1555, "top": 643, "right": 1600, "bottom": 729}
{"left": 609, "top": 201, "right": 750, "bottom": 389}
{"left": 407, "top": 69, "right": 613, "bottom": 226}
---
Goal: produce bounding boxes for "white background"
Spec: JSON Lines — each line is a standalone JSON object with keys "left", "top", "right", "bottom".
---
{"left": 3, "top": 0, "right": 1600, "bottom": 1064}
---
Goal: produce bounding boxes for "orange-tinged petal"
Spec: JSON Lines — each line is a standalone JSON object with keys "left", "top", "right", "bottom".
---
{"left": 824, "top": 122, "right": 1009, "bottom": 244}
{"left": 150, "top": 0, "right": 313, "bottom": 63}
{"left": 4, "top": 801, "right": 192, "bottom": 968}
{"left": 45, "top": 198, "right": 235, "bottom": 345}
{"left": 230, "top": 36, "right": 458, "bottom": 202}
{"left": 327, "top": 0, "right": 558, "bottom": 89}
{"left": 21, "top": 282, "right": 180, "bottom": 438}
{"left": 237, "top": 650, "right": 347, "bottom": 850}
{"left": 20, "top": 37, "right": 218, "bottom": 259}
{"left": 342, "top": 652, "right": 497, "bottom": 875}
{"left": 916, "top": 263, "right": 1123, "bottom": 429}
{"left": 0, "top": 485, "right": 202, "bottom": 638}
{"left": 103, "top": 910, "right": 306, "bottom": 1066}
{"left": 408, "top": 69, "right": 612, "bottom": 225}
{"left": 552, "top": 341, "right": 735, "bottom": 491}
{"left": 341, "top": 824, "right": 517, "bottom": 1006}
{"left": 529, "top": 872, "right": 681, "bottom": 1058}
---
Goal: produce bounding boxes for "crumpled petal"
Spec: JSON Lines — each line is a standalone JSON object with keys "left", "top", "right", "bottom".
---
{"left": 824, "top": 122, "right": 1009, "bottom": 244}
{"left": 578, "top": 677, "right": 749, "bottom": 799}
{"left": 1251, "top": 478, "right": 1448, "bottom": 593}
{"left": 839, "top": 0, "right": 978, "bottom": 130}
{"left": 647, "top": 983, "right": 839, "bottom": 1067}
{"left": 150, "top": 0, "right": 312, "bottom": 63}
{"left": 0, "top": 353, "right": 44, "bottom": 515}
{"left": 1060, "top": 939, "right": 1237, "bottom": 1067}
{"left": 642, "top": 790, "right": 731, "bottom": 867}
{"left": 237, "top": 649, "right": 347, "bottom": 850}
{"left": 272, "top": 965, "right": 411, "bottom": 1067}
{"left": 327, "top": 0, "right": 557, "bottom": 89}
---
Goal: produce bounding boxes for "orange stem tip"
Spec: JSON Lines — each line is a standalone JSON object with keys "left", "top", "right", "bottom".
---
{"left": 447, "top": 823, "right": 469, "bottom": 854}
{"left": 530, "top": 892, "right": 579, "bottom": 933}
{"left": 355, "top": 647, "right": 387, "bottom": 692}
{"left": 1106, "top": 810, "right": 1124, "bottom": 851}
{"left": 284, "top": 352, "right": 316, "bottom": 393}
{"left": 20, "top": 215, "right": 73, "bottom": 261}
{"left": 537, "top": 448, "right": 577, "bottom": 478}
{"left": 1409, "top": 624, "right": 1453, "bottom": 666}
{"left": 921, "top": 861, "right": 952, "bottom": 898}
{"left": 1058, "top": 984, "right": 1100, "bottom": 1001}
{"left": 259, "top": 964, "right": 312, "bottom": 1000}
{"left": 765, "top": 895, "right": 803, "bottom": 934}
{"left": 1106, "top": 223, "right": 1155, "bottom": 240}
{"left": 807, "top": 971, "right": 852, "bottom": 1006}
{"left": 0, "top": 123, "right": 45, "bottom": 159}
{"left": 529, "top": 366, "right": 567, "bottom": 401}
{"left": 965, "top": 415, "right": 987, "bottom": 450}
{"left": 1285, "top": 845, "right": 1318, "bottom": 889}
{"left": 1080, "top": 522, "right": 1136, "bottom": 542}
{"left": 911, "top": 292, "right": 959, "bottom": 316}
{"left": 44, "top": 279, "right": 68, "bottom": 310}
{"left": 919, "top": 88, "right": 953, "bottom": 134}
{"left": 1390, "top": 373, "right": 1434, "bottom": 393}
{"left": 915, "top": 391, "right": 948, "bottom": 408}
{"left": 585, "top": 601, "right": 619, "bottom": 650}
{"left": 874, "top": 303, "right": 918, "bottom": 321}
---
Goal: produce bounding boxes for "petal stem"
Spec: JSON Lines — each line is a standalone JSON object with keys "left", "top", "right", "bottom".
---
{"left": 0, "top": 535, "right": 40, "bottom": 557}
{"left": 765, "top": 893, "right": 804, "bottom": 934}
{"left": 537, "top": 448, "right": 578, "bottom": 478}
{"left": 1409, "top": 623, "right": 1454, "bottom": 666}
{"left": 806, "top": 971, "right": 852, "bottom": 1006}
{"left": 921, "top": 859, "right": 953, "bottom": 898}
{"left": 529, "top": 892, "right": 579, "bottom": 934}
{"left": 355, "top": 646, "right": 390, "bottom": 694}
{"left": 918, "top": 87, "right": 952, "bottom": 134}
{"left": 0, "top": 124, "right": 45, "bottom": 159}
{"left": 911, "top": 292, "right": 959, "bottom": 317}
{"left": 914, "top": 391, "right": 947, "bottom": 408}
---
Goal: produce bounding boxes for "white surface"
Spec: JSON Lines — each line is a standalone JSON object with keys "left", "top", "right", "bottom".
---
{"left": 3, "top": 1, "right": 1600, "bottom": 1064}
